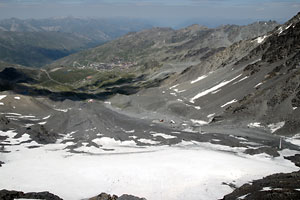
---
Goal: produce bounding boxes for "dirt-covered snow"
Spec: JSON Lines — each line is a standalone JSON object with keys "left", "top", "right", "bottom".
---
{"left": 0, "top": 131, "right": 298, "bottom": 200}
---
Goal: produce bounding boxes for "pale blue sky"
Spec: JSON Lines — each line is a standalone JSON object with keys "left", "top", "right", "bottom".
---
{"left": 0, "top": 0, "right": 299, "bottom": 27}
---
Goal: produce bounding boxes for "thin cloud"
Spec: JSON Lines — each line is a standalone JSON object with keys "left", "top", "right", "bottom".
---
{"left": 0, "top": 0, "right": 298, "bottom": 27}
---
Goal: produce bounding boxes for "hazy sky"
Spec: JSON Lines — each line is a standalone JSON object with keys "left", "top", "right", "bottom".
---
{"left": 0, "top": 0, "right": 299, "bottom": 27}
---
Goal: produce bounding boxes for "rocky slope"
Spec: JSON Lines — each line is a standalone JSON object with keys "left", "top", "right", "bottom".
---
{"left": 221, "top": 154, "right": 300, "bottom": 200}
{"left": 217, "top": 12, "right": 300, "bottom": 135}
{"left": 105, "top": 12, "right": 300, "bottom": 136}
{"left": 51, "top": 21, "right": 278, "bottom": 69}
{"left": 0, "top": 190, "right": 145, "bottom": 200}
{"left": 0, "top": 189, "right": 63, "bottom": 200}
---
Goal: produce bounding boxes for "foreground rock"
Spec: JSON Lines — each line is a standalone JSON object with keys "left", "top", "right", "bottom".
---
{"left": 0, "top": 190, "right": 146, "bottom": 200}
{"left": 88, "top": 193, "right": 146, "bottom": 200}
{"left": 0, "top": 189, "right": 63, "bottom": 200}
{"left": 221, "top": 154, "right": 300, "bottom": 200}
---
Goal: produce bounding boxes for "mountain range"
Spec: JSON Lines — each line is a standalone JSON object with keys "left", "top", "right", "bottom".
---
{"left": 0, "top": 17, "right": 153, "bottom": 67}
{"left": 0, "top": 12, "right": 300, "bottom": 200}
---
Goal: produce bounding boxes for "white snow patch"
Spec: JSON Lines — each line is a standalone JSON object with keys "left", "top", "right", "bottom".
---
{"left": 285, "top": 23, "right": 292, "bottom": 30}
{"left": 24, "top": 124, "right": 35, "bottom": 128}
{"left": 54, "top": 108, "right": 69, "bottom": 113}
{"left": 75, "top": 144, "right": 103, "bottom": 154}
{"left": 151, "top": 133, "right": 177, "bottom": 139}
{"left": 268, "top": 121, "right": 285, "bottom": 133}
{"left": 293, "top": 107, "right": 298, "bottom": 110}
{"left": 221, "top": 99, "right": 237, "bottom": 108}
{"left": 174, "top": 89, "right": 186, "bottom": 93}
{"left": 182, "top": 128, "right": 198, "bottom": 133}
{"left": 0, "top": 131, "right": 31, "bottom": 145}
{"left": 64, "top": 131, "right": 78, "bottom": 140}
{"left": 248, "top": 122, "right": 262, "bottom": 128}
{"left": 278, "top": 27, "right": 283, "bottom": 35}
{"left": 42, "top": 115, "right": 51, "bottom": 120}
{"left": 191, "top": 75, "right": 208, "bottom": 84}
{"left": 279, "top": 149, "right": 300, "bottom": 157}
{"left": 0, "top": 102, "right": 3, "bottom": 106}
{"left": 4, "top": 113, "right": 22, "bottom": 116}
{"left": 177, "top": 99, "right": 183, "bottom": 102}
{"left": 85, "top": 127, "right": 97, "bottom": 132}
{"left": 16, "top": 134, "right": 31, "bottom": 143}
{"left": 256, "top": 35, "right": 268, "bottom": 44}
{"left": 207, "top": 113, "right": 215, "bottom": 118}
{"left": 170, "top": 92, "right": 177, "bottom": 96}
{"left": 20, "top": 115, "right": 36, "bottom": 118}
{"left": 255, "top": 82, "right": 263, "bottom": 88}
{"left": 124, "top": 129, "right": 135, "bottom": 133}
{"left": 211, "top": 89, "right": 221, "bottom": 94}
{"left": 194, "top": 106, "right": 201, "bottom": 110}
{"left": 190, "top": 74, "right": 242, "bottom": 103}
{"left": 169, "top": 84, "right": 179, "bottom": 89}
{"left": 250, "top": 59, "right": 261, "bottom": 65}
{"left": 261, "top": 187, "right": 272, "bottom": 191}
{"left": 237, "top": 193, "right": 249, "bottom": 199}
{"left": 0, "top": 130, "right": 18, "bottom": 138}
{"left": 38, "top": 121, "right": 47, "bottom": 125}
{"left": 104, "top": 101, "right": 111, "bottom": 105}
{"left": 233, "top": 76, "right": 248, "bottom": 85}
{"left": 138, "top": 138, "right": 160, "bottom": 145}
{"left": 14, "top": 96, "right": 21, "bottom": 100}
{"left": 92, "top": 137, "right": 137, "bottom": 148}
{"left": 191, "top": 119, "right": 209, "bottom": 125}
{"left": 0, "top": 95, "right": 7, "bottom": 100}
{"left": 285, "top": 134, "right": 300, "bottom": 146}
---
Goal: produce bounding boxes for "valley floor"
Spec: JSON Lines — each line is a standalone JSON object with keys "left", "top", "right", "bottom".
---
{"left": 0, "top": 93, "right": 300, "bottom": 200}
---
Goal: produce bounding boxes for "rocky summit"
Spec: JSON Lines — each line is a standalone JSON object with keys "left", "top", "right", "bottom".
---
{"left": 0, "top": 10, "right": 300, "bottom": 200}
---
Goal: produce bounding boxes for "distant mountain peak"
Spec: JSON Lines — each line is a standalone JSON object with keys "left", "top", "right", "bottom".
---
{"left": 287, "top": 11, "right": 300, "bottom": 25}
{"left": 185, "top": 24, "right": 208, "bottom": 31}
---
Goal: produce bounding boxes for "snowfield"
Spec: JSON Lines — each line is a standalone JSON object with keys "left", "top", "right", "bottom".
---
{"left": 0, "top": 131, "right": 299, "bottom": 200}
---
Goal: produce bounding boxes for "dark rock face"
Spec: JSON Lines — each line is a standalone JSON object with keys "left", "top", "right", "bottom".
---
{"left": 0, "top": 189, "right": 63, "bottom": 200}
{"left": 28, "top": 125, "right": 60, "bottom": 144}
{"left": 0, "top": 115, "right": 10, "bottom": 127}
{"left": 0, "top": 67, "right": 34, "bottom": 83}
{"left": 89, "top": 193, "right": 118, "bottom": 200}
{"left": 244, "top": 147, "right": 280, "bottom": 157}
{"left": 286, "top": 154, "right": 300, "bottom": 167}
{"left": 221, "top": 171, "right": 300, "bottom": 200}
{"left": 118, "top": 194, "right": 147, "bottom": 200}
{"left": 221, "top": 154, "right": 300, "bottom": 200}
{"left": 89, "top": 193, "right": 146, "bottom": 200}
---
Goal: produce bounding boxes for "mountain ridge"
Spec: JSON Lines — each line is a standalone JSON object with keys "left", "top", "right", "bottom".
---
{"left": 0, "top": 17, "right": 153, "bottom": 67}
{"left": 50, "top": 21, "right": 278, "bottom": 69}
